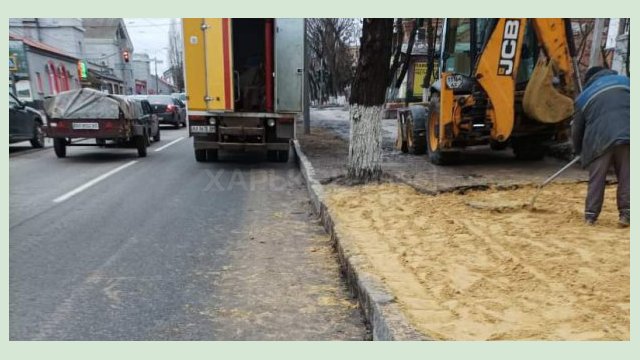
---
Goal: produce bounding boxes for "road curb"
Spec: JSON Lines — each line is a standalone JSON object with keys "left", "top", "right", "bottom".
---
{"left": 293, "top": 139, "right": 428, "bottom": 341}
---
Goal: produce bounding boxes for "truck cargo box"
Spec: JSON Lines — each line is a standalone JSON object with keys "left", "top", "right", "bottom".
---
{"left": 182, "top": 18, "right": 304, "bottom": 162}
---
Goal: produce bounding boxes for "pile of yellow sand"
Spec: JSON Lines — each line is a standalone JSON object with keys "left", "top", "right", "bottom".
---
{"left": 326, "top": 182, "right": 629, "bottom": 340}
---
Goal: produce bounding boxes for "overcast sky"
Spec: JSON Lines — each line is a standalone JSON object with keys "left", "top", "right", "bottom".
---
{"left": 124, "top": 18, "right": 178, "bottom": 74}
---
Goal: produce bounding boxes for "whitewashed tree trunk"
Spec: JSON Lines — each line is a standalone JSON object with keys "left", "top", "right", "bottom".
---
{"left": 346, "top": 18, "right": 393, "bottom": 183}
{"left": 348, "top": 104, "right": 383, "bottom": 182}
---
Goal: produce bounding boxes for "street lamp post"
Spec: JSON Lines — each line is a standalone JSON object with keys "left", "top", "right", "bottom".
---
{"left": 152, "top": 57, "right": 164, "bottom": 94}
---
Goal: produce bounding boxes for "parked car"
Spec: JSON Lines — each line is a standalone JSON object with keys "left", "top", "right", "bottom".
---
{"left": 171, "top": 92, "right": 187, "bottom": 102}
{"left": 9, "top": 92, "right": 45, "bottom": 148}
{"left": 127, "top": 96, "right": 160, "bottom": 142}
{"left": 147, "top": 95, "right": 186, "bottom": 128}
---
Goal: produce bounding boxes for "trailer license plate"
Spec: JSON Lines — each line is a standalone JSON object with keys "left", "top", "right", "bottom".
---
{"left": 191, "top": 125, "right": 216, "bottom": 133}
{"left": 72, "top": 122, "right": 99, "bottom": 130}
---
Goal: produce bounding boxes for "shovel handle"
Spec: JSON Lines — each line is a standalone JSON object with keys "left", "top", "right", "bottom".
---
{"left": 541, "top": 156, "right": 581, "bottom": 187}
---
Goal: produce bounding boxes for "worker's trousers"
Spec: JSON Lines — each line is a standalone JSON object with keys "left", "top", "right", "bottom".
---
{"left": 585, "top": 144, "right": 630, "bottom": 220}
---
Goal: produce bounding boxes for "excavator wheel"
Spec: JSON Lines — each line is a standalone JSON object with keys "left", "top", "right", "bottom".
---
{"left": 407, "top": 106, "right": 427, "bottom": 155}
{"left": 426, "top": 98, "right": 459, "bottom": 165}
{"left": 512, "top": 137, "right": 547, "bottom": 161}
{"left": 490, "top": 140, "right": 509, "bottom": 151}
{"left": 395, "top": 112, "right": 409, "bottom": 153}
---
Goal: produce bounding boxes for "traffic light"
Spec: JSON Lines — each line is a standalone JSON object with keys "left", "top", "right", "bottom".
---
{"left": 123, "top": 50, "right": 130, "bottom": 63}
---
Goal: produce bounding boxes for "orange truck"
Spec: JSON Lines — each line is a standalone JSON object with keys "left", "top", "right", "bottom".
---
{"left": 182, "top": 18, "right": 304, "bottom": 162}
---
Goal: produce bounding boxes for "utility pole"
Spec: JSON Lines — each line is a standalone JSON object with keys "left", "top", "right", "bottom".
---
{"left": 152, "top": 57, "right": 164, "bottom": 94}
{"left": 303, "top": 19, "right": 310, "bottom": 134}
{"left": 589, "top": 18, "right": 606, "bottom": 67}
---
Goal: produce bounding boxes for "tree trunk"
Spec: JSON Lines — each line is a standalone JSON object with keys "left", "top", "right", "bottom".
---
{"left": 395, "top": 19, "right": 416, "bottom": 89}
{"left": 347, "top": 19, "right": 393, "bottom": 183}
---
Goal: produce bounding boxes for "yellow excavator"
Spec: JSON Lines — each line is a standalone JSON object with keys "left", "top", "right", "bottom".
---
{"left": 396, "top": 18, "right": 581, "bottom": 164}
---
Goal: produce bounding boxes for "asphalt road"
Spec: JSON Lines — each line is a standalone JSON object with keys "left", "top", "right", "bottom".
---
{"left": 10, "top": 127, "right": 367, "bottom": 340}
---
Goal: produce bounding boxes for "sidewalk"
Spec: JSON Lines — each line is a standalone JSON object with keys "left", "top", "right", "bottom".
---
{"left": 294, "top": 108, "right": 630, "bottom": 340}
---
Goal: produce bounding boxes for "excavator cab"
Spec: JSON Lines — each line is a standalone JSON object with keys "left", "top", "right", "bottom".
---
{"left": 439, "top": 19, "right": 540, "bottom": 90}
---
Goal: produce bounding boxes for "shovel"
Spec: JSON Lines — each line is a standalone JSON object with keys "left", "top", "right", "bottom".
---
{"left": 529, "top": 156, "right": 581, "bottom": 208}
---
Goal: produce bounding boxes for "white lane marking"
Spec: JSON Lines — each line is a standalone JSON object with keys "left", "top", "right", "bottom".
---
{"left": 53, "top": 160, "right": 138, "bottom": 203}
{"left": 154, "top": 136, "right": 185, "bottom": 152}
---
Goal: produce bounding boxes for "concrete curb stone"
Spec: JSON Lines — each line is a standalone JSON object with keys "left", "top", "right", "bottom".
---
{"left": 293, "top": 139, "right": 429, "bottom": 341}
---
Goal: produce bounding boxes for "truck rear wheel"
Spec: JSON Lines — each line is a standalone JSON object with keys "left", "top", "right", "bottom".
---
{"left": 206, "top": 149, "right": 218, "bottom": 162}
{"left": 53, "top": 138, "right": 66, "bottom": 158}
{"left": 195, "top": 149, "right": 207, "bottom": 162}
{"left": 277, "top": 150, "right": 289, "bottom": 162}
{"left": 426, "top": 99, "right": 459, "bottom": 165}
{"left": 267, "top": 150, "right": 278, "bottom": 162}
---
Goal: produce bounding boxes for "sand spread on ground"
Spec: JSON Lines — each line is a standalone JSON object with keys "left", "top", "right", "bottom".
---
{"left": 326, "top": 182, "right": 629, "bottom": 340}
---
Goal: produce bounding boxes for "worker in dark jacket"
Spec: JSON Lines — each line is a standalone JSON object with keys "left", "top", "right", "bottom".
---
{"left": 572, "top": 66, "right": 630, "bottom": 226}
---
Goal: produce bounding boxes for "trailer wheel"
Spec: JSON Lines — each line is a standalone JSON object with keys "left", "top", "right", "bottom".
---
{"left": 53, "top": 138, "right": 66, "bottom": 158}
{"left": 206, "top": 149, "right": 218, "bottom": 162}
{"left": 136, "top": 134, "right": 148, "bottom": 158}
{"left": 195, "top": 149, "right": 207, "bottom": 162}
{"left": 426, "top": 99, "right": 459, "bottom": 165}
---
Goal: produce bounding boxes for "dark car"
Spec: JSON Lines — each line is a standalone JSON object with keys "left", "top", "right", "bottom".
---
{"left": 9, "top": 92, "right": 45, "bottom": 148}
{"left": 147, "top": 95, "right": 186, "bottom": 128}
{"left": 127, "top": 96, "right": 160, "bottom": 142}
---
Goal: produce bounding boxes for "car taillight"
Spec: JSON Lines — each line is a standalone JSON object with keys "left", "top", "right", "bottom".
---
{"left": 104, "top": 121, "right": 114, "bottom": 130}
{"left": 167, "top": 104, "right": 175, "bottom": 112}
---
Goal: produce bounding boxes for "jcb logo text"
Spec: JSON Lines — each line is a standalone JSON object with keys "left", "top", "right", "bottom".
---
{"left": 498, "top": 20, "right": 520, "bottom": 76}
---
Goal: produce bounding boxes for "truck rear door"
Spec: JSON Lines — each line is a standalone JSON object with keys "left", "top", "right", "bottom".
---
{"left": 274, "top": 18, "right": 304, "bottom": 113}
{"left": 183, "top": 18, "right": 235, "bottom": 112}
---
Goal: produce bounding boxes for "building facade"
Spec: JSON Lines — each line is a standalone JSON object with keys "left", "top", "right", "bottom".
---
{"left": 82, "top": 18, "right": 135, "bottom": 95}
{"left": 148, "top": 75, "right": 176, "bottom": 95}
{"left": 9, "top": 34, "right": 80, "bottom": 109}
{"left": 132, "top": 52, "right": 152, "bottom": 94}
{"left": 9, "top": 18, "right": 86, "bottom": 59}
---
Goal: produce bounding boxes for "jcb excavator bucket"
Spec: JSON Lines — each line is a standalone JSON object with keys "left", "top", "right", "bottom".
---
{"left": 523, "top": 58, "right": 574, "bottom": 124}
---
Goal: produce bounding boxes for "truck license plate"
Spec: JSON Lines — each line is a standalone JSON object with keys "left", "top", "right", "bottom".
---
{"left": 72, "top": 122, "right": 99, "bottom": 130}
{"left": 190, "top": 125, "right": 216, "bottom": 133}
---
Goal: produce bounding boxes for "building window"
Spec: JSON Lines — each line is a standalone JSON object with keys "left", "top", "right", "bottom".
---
{"left": 35, "top": 72, "right": 44, "bottom": 94}
{"left": 46, "top": 62, "right": 59, "bottom": 95}
{"left": 58, "top": 64, "right": 70, "bottom": 92}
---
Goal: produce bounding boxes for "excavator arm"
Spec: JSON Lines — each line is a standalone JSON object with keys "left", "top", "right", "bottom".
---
{"left": 522, "top": 19, "right": 576, "bottom": 124}
{"left": 531, "top": 18, "right": 576, "bottom": 93}
{"left": 474, "top": 18, "right": 577, "bottom": 141}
